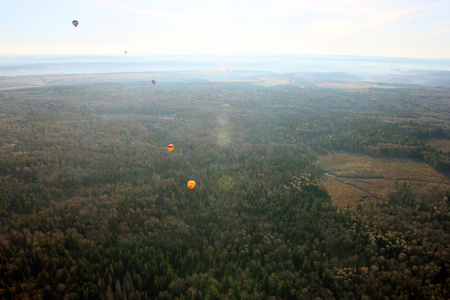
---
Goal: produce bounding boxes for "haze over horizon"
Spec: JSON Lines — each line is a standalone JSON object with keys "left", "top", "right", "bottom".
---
{"left": 1, "top": 0, "right": 450, "bottom": 58}
{"left": 1, "top": 54, "right": 450, "bottom": 77}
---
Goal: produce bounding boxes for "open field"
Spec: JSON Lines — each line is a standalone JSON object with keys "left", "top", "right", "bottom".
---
{"left": 316, "top": 82, "right": 397, "bottom": 89}
{"left": 319, "top": 152, "right": 450, "bottom": 208}
{"left": 0, "top": 73, "right": 162, "bottom": 89}
{"left": 213, "top": 77, "right": 293, "bottom": 87}
{"left": 426, "top": 138, "right": 450, "bottom": 152}
{"left": 0, "top": 72, "right": 415, "bottom": 90}
{"left": 215, "top": 77, "right": 403, "bottom": 89}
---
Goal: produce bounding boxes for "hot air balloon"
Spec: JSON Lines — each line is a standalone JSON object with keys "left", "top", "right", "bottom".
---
{"left": 187, "top": 181, "right": 196, "bottom": 189}
{"left": 124, "top": 51, "right": 127, "bottom": 54}
{"left": 72, "top": 20, "right": 79, "bottom": 27}
{"left": 152, "top": 80, "right": 156, "bottom": 85}
{"left": 167, "top": 144, "right": 174, "bottom": 152}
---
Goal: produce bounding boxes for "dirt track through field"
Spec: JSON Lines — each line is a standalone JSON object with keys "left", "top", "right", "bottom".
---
{"left": 319, "top": 152, "right": 450, "bottom": 209}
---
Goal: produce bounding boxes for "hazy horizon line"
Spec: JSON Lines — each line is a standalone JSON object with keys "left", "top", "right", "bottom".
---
{"left": 1, "top": 53, "right": 450, "bottom": 60}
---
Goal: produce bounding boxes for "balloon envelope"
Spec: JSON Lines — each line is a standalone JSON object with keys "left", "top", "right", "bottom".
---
{"left": 152, "top": 80, "right": 156, "bottom": 85}
{"left": 72, "top": 20, "right": 79, "bottom": 27}
{"left": 124, "top": 51, "right": 127, "bottom": 54}
{"left": 167, "top": 144, "right": 174, "bottom": 152}
{"left": 187, "top": 181, "right": 196, "bottom": 189}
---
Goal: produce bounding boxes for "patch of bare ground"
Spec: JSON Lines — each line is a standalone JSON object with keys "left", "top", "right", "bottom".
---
{"left": 214, "top": 77, "right": 292, "bottom": 87}
{"left": 0, "top": 73, "right": 161, "bottom": 89}
{"left": 316, "top": 82, "right": 397, "bottom": 89}
{"left": 319, "top": 152, "right": 450, "bottom": 209}
{"left": 426, "top": 138, "right": 450, "bottom": 152}
{"left": 0, "top": 76, "right": 46, "bottom": 89}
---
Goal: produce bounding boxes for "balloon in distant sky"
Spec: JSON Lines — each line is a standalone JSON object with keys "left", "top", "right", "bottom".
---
{"left": 167, "top": 144, "right": 174, "bottom": 152}
{"left": 187, "top": 180, "right": 196, "bottom": 189}
{"left": 72, "top": 20, "right": 79, "bottom": 27}
{"left": 124, "top": 51, "right": 127, "bottom": 54}
{"left": 152, "top": 80, "right": 156, "bottom": 85}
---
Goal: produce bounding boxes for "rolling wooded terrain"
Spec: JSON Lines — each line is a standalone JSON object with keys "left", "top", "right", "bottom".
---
{"left": 0, "top": 80, "right": 449, "bottom": 299}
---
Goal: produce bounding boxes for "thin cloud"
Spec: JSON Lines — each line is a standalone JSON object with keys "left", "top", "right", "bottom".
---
{"left": 422, "top": 27, "right": 450, "bottom": 36}
{"left": 272, "top": 0, "right": 449, "bottom": 16}
{"left": 298, "top": 0, "right": 450, "bottom": 40}
{"left": 76, "top": 0, "right": 215, "bottom": 22}
{"left": 246, "top": 0, "right": 449, "bottom": 22}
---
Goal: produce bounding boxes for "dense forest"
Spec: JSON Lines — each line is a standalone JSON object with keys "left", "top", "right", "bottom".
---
{"left": 0, "top": 81, "right": 449, "bottom": 299}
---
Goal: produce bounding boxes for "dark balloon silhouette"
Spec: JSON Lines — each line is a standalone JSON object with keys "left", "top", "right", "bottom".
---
{"left": 72, "top": 20, "right": 79, "bottom": 27}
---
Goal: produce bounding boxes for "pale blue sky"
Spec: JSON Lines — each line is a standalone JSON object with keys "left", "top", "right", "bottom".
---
{"left": 1, "top": 0, "right": 449, "bottom": 57}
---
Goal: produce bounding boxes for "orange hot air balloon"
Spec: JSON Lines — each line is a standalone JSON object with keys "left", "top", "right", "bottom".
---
{"left": 72, "top": 20, "right": 79, "bottom": 27}
{"left": 167, "top": 144, "right": 174, "bottom": 152}
{"left": 187, "top": 180, "right": 196, "bottom": 189}
{"left": 124, "top": 51, "right": 127, "bottom": 54}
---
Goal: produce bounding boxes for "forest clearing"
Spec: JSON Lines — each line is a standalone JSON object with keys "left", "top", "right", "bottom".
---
{"left": 426, "top": 138, "right": 450, "bottom": 152}
{"left": 319, "top": 152, "right": 450, "bottom": 208}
